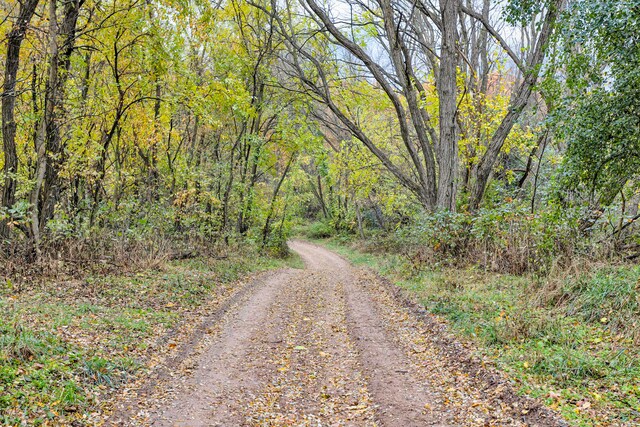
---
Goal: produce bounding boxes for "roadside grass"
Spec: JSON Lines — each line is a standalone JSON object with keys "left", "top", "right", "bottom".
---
{"left": 313, "top": 237, "right": 640, "bottom": 426}
{"left": 0, "top": 246, "right": 300, "bottom": 426}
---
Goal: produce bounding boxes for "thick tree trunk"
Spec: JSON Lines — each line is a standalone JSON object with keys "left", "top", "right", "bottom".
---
{"left": 30, "top": 0, "right": 61, "bottom": 252}
{"left": 379, "top": 0, "right": 438, "bottom": 207}
{"left": 436, "top": 0, "right": 459, "bottom": 211}
{"left": 1, "top": 0, "right": 40, "bottom": 240}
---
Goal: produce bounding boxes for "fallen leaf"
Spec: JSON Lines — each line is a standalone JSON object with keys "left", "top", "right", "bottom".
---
{"left": 577, "top": 400, "right": 591, "bottom": 409}
{"left": 548, "top": 391, "right": 561, "bottom": 400}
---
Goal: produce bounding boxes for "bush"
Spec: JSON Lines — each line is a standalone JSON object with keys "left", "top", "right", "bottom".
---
{"left": 307, "top": 221, "right": 334, "bottom": 239}
{"left": 395, "top": 202, "right": 582, "bottom": 274}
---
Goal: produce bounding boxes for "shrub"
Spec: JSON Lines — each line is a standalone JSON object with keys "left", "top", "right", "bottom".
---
{"left": 395, "top": 202, "right": 582, "bottom": 274}
{"left": 307, "top": 221, "right": 334, "bottom": 239}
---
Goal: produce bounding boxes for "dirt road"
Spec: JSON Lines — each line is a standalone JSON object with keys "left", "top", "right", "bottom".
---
{"left": 110, "top": 241, "right": 563, "bottom": 426}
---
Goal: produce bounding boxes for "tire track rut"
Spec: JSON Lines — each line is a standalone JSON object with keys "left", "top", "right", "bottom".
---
{"left": 110, "top": 240, "right": 564, "bottom": 427}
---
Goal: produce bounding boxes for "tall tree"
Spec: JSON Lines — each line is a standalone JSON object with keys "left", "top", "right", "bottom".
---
{"left": 467, "top": 0, "right": 564, "bottom": 209}
{"left": 436, "top": 0, "right": 459, "bottom": 210}
{"left": 1, "top": 0, "right": 40, "bottom": 239}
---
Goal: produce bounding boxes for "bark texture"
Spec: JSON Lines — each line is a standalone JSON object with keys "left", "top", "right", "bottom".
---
{"left": 1, "top": 0, "right": 41, "bottom": 239}
{"left": 436, "top": 0, "right": 459, "bottom": 211}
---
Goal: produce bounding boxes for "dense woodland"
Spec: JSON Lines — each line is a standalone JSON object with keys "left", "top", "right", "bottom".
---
{"left": 1, "top": 0, "right": 640, "bottom": 424}
{"left": 0, "top": 0, "right": 638, "bottom": 268}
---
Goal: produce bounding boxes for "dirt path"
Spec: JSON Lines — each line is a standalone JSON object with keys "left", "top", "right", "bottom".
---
{"left": 109, "top": 241, "right": 564, "bottom": 427}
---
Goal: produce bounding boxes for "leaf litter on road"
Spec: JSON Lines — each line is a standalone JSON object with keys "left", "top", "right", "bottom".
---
{"left": 108, "top": 241, "right": 565, "bottom": 427}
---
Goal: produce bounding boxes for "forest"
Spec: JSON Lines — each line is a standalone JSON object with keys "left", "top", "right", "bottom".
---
{"left": 1, "top": 0, "right": 639, "bottom": 425}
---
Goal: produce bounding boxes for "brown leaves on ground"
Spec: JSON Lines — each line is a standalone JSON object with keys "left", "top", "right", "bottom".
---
{"left": 110, "top": 241, "right": 565, "bottom": 427}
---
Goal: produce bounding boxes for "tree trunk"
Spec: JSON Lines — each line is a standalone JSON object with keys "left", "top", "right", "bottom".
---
{"left": 261, "top": 154, "right": 296, "bottom": 248}
{"left": 38, "top": 0, "right": 84, "bottom": 233}
{"left": 436, "top": 0, "right": 459, "bottom": 211}
{"left": 1, "top": 0, "right": 40, "bottom": 240}
{"left": 355, "top": 202, "right": 365, "bottom": 239}
{"left": 316, "top": 174, "right": 328, "bottom": 219}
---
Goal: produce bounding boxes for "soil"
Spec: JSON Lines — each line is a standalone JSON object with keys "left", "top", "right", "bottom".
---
{"left": 107, "top": 240, "right": 565, "bottom": 426}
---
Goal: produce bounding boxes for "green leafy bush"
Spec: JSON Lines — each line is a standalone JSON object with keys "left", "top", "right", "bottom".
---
{"left": 307, "top": 221, "right": 334, "bottom": 239}
{"left": 395, "top": 202, "right": 582, "bottom": 273}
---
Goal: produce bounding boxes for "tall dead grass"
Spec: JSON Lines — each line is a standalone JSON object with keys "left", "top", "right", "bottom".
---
{"left": 0, "top": 232, "right": 229, "bottom": 286}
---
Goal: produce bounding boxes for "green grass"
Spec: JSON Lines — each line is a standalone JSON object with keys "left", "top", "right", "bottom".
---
{"left": 313, "top": 236, "right": 640, "bottom": 426}
{"left": 0, "top": 245, "right": 298, "bottom": 426}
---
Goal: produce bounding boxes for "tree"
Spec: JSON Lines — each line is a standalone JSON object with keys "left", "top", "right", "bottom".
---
{"left": 257, "top": 0, "right": 563, "bottom": 213}
{"left": 555, "top": 0, "right": 640, "bottom": 208}
{"left": 467, "top": 0, "right": 564, "bottom": 210}
{"left": 1, "top": 0, "right": 40, "bottom": 239}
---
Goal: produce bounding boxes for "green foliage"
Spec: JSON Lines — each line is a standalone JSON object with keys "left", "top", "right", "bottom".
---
{"left": 563, "top": 266, "right": 640, "bottom": 335}
{"left": 395, "top": 202, "right": 581, "bottom": 273}
{"left": 80, "top": 357, "right": 138, "bottom": 387}
{"left": 554, "top": 0, "right": 640, "bottom": 204}
{"left": 306, "top": 221, "right": 334, "bottom": 239}
{"left": 503, "top": 0, "right": 545, "bottom": 25}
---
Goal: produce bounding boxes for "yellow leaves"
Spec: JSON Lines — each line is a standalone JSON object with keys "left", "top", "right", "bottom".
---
{"left": 173, "top": 188, "right": 222, "bottom": 214}
{"left": 458, "top": 74, "right": 511, "bottom": 154}
{"left": 504, "top": 126, "right": 537, "bottom": 152}
{"left": 457, "top": 69, "right": 541, "bottom": 169}
{"left": 346, "top": 403, "right": 368, "bottom": 413}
